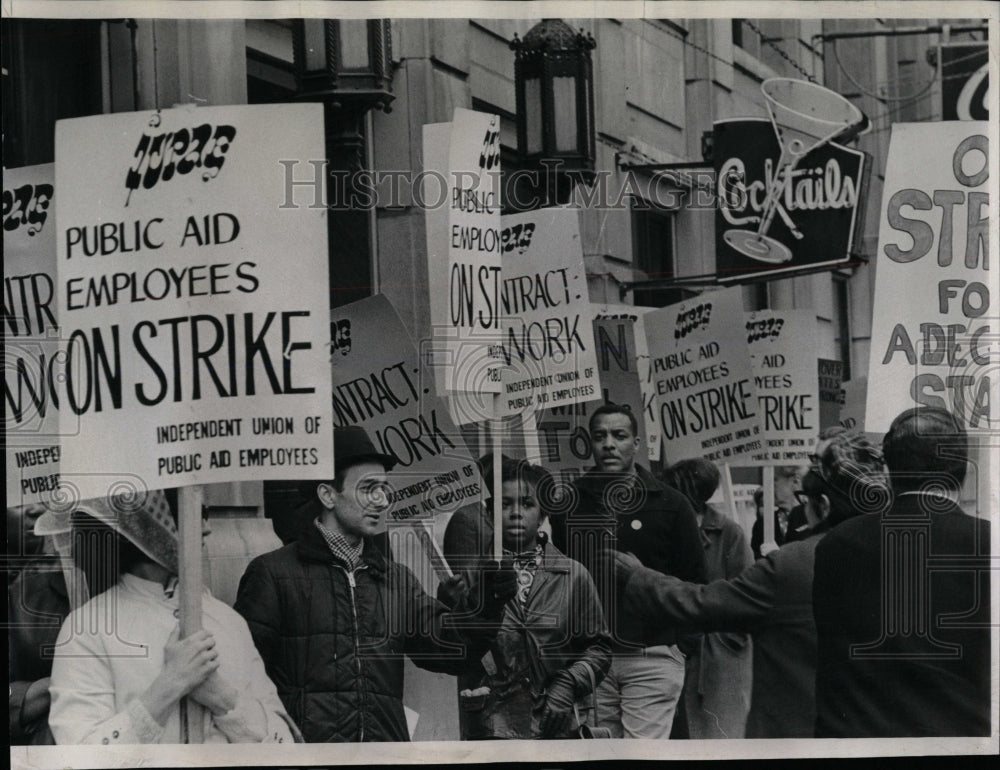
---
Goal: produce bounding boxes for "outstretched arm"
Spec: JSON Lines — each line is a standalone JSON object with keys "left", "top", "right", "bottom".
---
{"left": 617, "top": 550, "right": 779, "bottom": 633}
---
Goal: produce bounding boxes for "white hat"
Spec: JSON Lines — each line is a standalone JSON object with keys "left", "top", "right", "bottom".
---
{"left": 37, "top": 489, "right": 178, "bottom": 574}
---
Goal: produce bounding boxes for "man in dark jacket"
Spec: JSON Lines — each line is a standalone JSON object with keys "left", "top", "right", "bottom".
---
{"left": 235, "top": 426, "right": 516, "bottom": 743}
{"left": 608, "top": 431, "right": 890, "bottom": 738}
{"left": 549, "top": 403, "right": 707, "bottom": 738}
{"left": 812, "top": 407, "right": 991, "bottom": 737}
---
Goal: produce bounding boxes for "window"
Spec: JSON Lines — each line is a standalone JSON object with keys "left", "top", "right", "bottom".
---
{"left": 732, "top": 18, "right": 745, "bottom": 49}
{"left": 631, "top": 205, "right": 694, "bottom": 308}
{"left": 246, "top": 21, "right": 374, "bottom": 310}
{"left": 2, "top": 19, "right": 104, "bottom": 167}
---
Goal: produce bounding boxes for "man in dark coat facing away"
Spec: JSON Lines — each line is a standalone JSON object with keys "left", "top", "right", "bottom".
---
{"left": 812, "top": 406, "right": 991, "bottom": 737}
{"left": 235, "top": 425, "right": 516, "bottom": 742}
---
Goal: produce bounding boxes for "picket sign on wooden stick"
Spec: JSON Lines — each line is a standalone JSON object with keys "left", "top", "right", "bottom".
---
{"left": 177, "top": 485, "right": 205, "bottom": 744}
{"left": 720, "top": 464, "right": 737, "bottom": 521}
{"left": 762, "top": 465, "right": 777, "bottom": 554}
{"left": 492, "top": 393, "right": 504, "bottom": 563}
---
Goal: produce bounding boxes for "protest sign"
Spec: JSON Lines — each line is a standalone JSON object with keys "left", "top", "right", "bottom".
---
{"left": 424, "top": 109, "right": 504, "bottom": 421}
{"left": 55, "top": 104, "right": 333, "bottom": 499}
{"left": 4, "top": 164, "right": 62, "bottom": 507}
{"left": 534, "top": 305, "right": 655, "bottom": 484}
{"left": 817, "top": 358, "right": 846, "bottom": 431}
{"left": 866, "top": 122, "right": 991, "bottom": 434}
{"left": 708, "top": 482, "right": 759, "bottom": 539}
{"left": 498, "top": 208, "right": 599, "bottom": 416}
{"left": 330, "top": 294, "right": 481, "bottom": 522}
{"left": 597, "top": 304, "right": 660, "bottom": 463}
{"left": 745, "top": 309, "right": 819, "bottom": 464}
{"left": 645, "top": 286, "right": 762, "bottom": 465}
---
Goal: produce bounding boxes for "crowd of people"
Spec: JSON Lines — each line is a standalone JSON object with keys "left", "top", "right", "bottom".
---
{"left": 7, "top": 405, "right": 992, "bottom": 744}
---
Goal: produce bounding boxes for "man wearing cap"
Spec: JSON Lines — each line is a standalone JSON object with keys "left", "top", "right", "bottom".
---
{"left": 234, "top": 425, "right": 517, "bottom": 743}
{"left": 813, "top": 407, "right": 991, "bottom": 737}
{"left": 47, "top": 490, "right": 296, "bottom": 744}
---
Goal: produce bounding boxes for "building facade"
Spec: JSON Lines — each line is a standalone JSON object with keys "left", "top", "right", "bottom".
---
{"left": 2, "top": 9, "right": 991, "bottom": 743}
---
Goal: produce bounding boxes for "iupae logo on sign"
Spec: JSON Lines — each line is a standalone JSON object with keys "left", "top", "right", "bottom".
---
{"left": 714, "top": 118, "right": 868, "bottom": 282}
{"left": 124, "top": 114, "right": 237, "bottom": 206}
{"left": 3, "top": 182, "right": 53, "bottom": 236}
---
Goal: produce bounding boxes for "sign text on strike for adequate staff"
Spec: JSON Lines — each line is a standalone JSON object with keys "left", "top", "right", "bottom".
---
{"left": 877, "top": 133, "right": 990, "bottom": 427}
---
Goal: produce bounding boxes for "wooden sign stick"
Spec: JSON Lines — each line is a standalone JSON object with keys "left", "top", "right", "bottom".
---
{"left": 177, "top": 485, "right": 205, "bottom": 744}
{"left": 762, "top": 465, "right": 777, "bottom": 555}
{"left": 492, "top": 393, "right": 503, "bottom": 563}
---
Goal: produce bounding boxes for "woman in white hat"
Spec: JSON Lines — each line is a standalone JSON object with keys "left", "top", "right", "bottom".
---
{"left": 47, "top": 490, "right": 297, "bottom": 744}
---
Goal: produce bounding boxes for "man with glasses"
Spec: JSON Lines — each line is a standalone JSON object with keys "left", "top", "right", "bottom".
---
{"left": 235, "top": 425, "right": 516, "bottom": 742}
{"left": 606, "top": 431, "right": 888, "bottom": 738}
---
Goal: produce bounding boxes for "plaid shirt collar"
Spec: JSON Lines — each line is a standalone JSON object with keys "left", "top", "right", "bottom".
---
{"left": 314, "top": 518, "right": 364, "bottom": 570}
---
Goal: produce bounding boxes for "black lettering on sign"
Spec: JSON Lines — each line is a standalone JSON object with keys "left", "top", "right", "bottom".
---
{"left": 500, "top": 222, "right": 536, "bottom": 254}
{"left": 329, "top": 318, "right": 352, "bottom": 358}
{"left": 3, "top": 183, "right": 54, "bottom": 236}
{"left": 479, "top": 125, "right": 501, "bottom": 171}
{"left": 674, "top": 303, "right": 712, "bottom": 340}
{"left": 746, "top": 317, "right": 785, "bottom": 344}
{"left": 125, "top": 121, "right": 237, "bottom": 206}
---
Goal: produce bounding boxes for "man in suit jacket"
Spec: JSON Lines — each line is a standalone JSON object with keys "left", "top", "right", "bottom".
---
{"left": 812, "top": 407, "right": 991, "bottom": 737}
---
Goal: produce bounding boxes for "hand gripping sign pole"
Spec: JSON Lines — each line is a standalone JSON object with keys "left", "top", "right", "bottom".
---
{"left": 178, "top": 485, "right": 205, "bottom": 744}
{"left": 723, "top": 78, "right": 866, "bottom": 265}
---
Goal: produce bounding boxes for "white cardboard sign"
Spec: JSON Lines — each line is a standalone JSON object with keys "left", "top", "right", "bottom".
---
{"left": 55, "top": 104, "right": 333, "bottom": 499}
{"left": 644, "top": 286, "right": 762, "bottom": 465}
{"left": 4, "top": 163, "right": 61, "bottom": 507}
{"left": 498, "top": 207, "right": 599, "bottom": 416}
{"left": 866, "top": 122, "right": 992, "bottom": 434}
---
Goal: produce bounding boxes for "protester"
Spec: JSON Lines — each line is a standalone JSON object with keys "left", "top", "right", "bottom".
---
{"left": 662, "top": 458, "right": 752, "bottom": 739}
{"left": 813, "top": 407, "right": 991, "bottom": 737}
{"left": 449, "top": 456, "right": 611, "bottom": 739}
{"left": 8, "top": 506, "right": 72, "bottom": 745}
{"left": 549, "top": 403, "right": 707, "bottom": 739}
{"left": 48, "top": 491, "right": 296, "bottom": 744}
{"left": 234, "top": 425, "right": 517, "bottom": 743}
{"left": 609, "top": 431, "right": 888, "bottom": 738}
{"left": 786, "top": 428, "right": 851, "bottom": 545}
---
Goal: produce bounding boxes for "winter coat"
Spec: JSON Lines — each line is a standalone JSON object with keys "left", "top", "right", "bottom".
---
{"left": 682, "top": 505, "right": 753, "bottom": 739}
{"left": 621, "top": 531, "right": 826, "bottom": 738}
{"left": 458, "top": 542, "right": 612, "bottom": 739}
{"left": 550, "top": 464, "right": 708, "bottom": 650}
{"left": 8, "top": 563, "right": 69, "bottom": 745}
{"left": 813, "top": 494, "right": 991, "bottom": 737}
{"left": 235, "top": 522, "right": 487, "bottom": 743}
